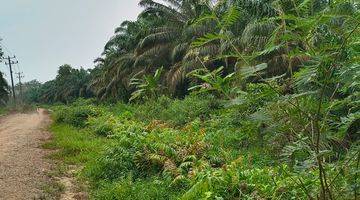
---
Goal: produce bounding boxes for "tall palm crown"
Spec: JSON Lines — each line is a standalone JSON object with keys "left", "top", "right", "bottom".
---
{"left": 88, "top": 0, "right": 344, "bottom": 101}
{"left": 135, "top": 0, "right": 216, "bottom": 94}
{"left": 89, "top": 19, "right": 152, "bottom": 100}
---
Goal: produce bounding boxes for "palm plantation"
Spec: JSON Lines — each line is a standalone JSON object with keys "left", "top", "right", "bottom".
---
{"left": 3, "top": 0, "right": 359, "bottom": 199}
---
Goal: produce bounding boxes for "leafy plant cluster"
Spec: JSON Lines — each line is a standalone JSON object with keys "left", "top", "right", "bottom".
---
{"left": 53, "top": 100, "right": 103, "bottom": 128}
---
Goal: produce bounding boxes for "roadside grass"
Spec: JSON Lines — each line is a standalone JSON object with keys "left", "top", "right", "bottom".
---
{"left": 43, "top": 124, "right": 109, "bottom": 164}
{"left": 42, "top": 123, "right": 113, "bottom": 199}
{"left": 0, "top": 107, "right": 8, "bottom": 116}
{"left": 91, "top": 178, "right": 182, "bottom": 200}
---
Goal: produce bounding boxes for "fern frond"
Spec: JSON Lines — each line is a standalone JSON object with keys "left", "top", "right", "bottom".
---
{"left": 221, "top": 6, "right": 241, "bottom": 29}
{"left": 192, "top": 33, "right": 226, "bottom": 47}
{"left": 239, "top": 63, "right": 268, "bottom": 78}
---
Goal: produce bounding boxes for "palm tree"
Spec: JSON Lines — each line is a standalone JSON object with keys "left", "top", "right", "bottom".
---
{"left": 90, "top": 0, "right": 334, "bottom": 101}
{"left": 135, "top": 0, "right": 216, "bottom": 95}
{"left": 134, "top": 0, "right": 289, "bottom": 95}
{"left": 89, "top": 19, "right": 155, "bottom": 101}
{"left": 191, "top": 0, "right": 331, "bottom": 80}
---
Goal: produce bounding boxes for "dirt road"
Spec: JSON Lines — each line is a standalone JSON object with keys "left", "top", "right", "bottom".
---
{"left": 0, "top": 109, "right": 52, "bottom": 200}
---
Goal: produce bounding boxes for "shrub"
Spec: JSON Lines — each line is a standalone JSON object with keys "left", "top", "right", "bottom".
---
{"left": 164, "top": 94, "right": 221, "bottom": 126}
{"left": 84, "top": 119, "right": 148, "bottom": 181}
{"left": 53, "top": 105, "right": 102, "bottom": 127}
{"left": 49, "top": 80, "right": 359, "bottom": 200}
{"left": 85, "top": 146, "right": 137, "bottom": 181}
{"left": 107, "top": 102, "right": 135, "bottom": 118}
{"left": 133, "top": 95, "right": 172, "bottom": 122}
{"left": 88, "top": 114, "right": 118, "bottom": 136}
{"left": 134, "top": 94, "right": 221, "bottom": 126}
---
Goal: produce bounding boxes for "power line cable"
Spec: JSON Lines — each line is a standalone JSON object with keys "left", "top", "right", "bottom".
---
{"left": 0, "top": 39, "right": 22, "bottom": 102}
{"left": 0, "top": 39, "right": 22, "bottom": 77}
{"left": 0, "top": 39, "right": 14, "bottom": 56}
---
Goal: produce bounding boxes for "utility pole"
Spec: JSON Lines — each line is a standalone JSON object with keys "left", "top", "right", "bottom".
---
{"left": 16, "top": 72, "right": 24, "bottom": 100}
{"left": 4, "top": 56, "right": 18, "bottom": 102}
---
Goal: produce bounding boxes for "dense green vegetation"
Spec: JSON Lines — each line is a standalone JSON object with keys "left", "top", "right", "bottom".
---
{"left": 0, "top": 44, "right": 9, "bottom": 106}
{"left": 19, "top": 0, "right": 359, "bottom": 199}
{"left": 50, "top": 88, "right": 358, "bottom": 199}
{"left": 0, "top": 71, "right": 9, "bottom": 106}
{"left": 21, "top": 65, "right": 92, "bottom": 104}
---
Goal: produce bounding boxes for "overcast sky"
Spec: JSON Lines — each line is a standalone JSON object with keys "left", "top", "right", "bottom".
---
{"left": 0, "top": 0, "right": 142, "bottom": 83}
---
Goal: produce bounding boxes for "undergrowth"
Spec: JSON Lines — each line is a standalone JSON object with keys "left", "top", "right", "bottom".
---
{"left": 48, "top": 82, "right": 359, "bottom": 199}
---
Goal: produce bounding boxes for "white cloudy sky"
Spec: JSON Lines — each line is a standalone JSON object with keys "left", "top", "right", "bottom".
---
{"left": 0, "top": 0, "right": 142, "bottom": 82}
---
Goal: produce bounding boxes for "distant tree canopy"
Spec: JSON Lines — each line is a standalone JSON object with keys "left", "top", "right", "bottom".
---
{"left": 0, "top": 42, "right": 9, "bottom": 106}
{"left": 23, "top": 65, "right": 92, "bottom": 104}
{"left": 0, "top": 72, "right": 9, "bottom": 106}
{"left": 18, "top": 80, "right": 41, "bottom": 103}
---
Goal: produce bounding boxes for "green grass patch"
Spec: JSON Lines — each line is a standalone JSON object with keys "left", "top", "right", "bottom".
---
{"left": 0, "top": 107, "right": 8, "bottom": 116}
{"left": 92, "top": 178, "right": 182, "bottom": 200}
{"left": 43, "top": 124, "right": 110, "bottom": 164}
